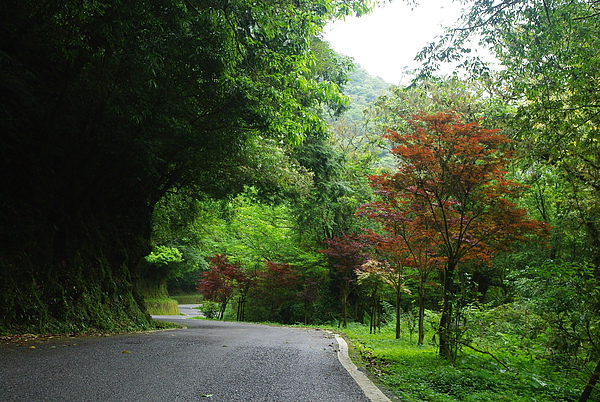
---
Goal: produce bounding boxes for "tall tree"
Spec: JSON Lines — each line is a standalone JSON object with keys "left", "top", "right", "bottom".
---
{"left": 0, "top": 0, "right": 370, "bottom": 332}
{"left": 416, "top": 2, "right": 600, "bottom": 391}
{"left": 370, "top": 112, "right": 546, "bottom": 359}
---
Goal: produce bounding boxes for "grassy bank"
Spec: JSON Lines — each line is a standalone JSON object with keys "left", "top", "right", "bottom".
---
{"left": 170, "top": 294, "right": 203, "bottom": 304}
{"left": 337, "top": 323, "right": 586, "bottom": 402}
{"left": 144, "top": 298, "right": 179, "bottom": 315}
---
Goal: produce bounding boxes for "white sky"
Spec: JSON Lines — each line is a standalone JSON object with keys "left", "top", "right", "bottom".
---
{"left": 323, "top": 1, "right": 464, "bottom": 85}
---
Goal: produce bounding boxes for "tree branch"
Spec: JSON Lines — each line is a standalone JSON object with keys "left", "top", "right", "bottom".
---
{"left": 458, "top": 340, "right": 512, "bottom": 371}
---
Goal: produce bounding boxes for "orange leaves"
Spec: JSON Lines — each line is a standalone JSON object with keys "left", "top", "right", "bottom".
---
{"left": 364, "top": 111, "right": 546, "bottom": 267}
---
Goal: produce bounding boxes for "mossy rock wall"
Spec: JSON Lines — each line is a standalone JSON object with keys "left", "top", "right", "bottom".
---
{"left": 0, "top": 186, "right": 156, "bottom": 334}
{"left": 145, "top": 298, "right": 180, "bottom": 315}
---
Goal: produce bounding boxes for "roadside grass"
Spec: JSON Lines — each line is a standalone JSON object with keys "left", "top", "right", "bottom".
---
{"left": 144, "top": 298, "right": 179, "bottom": 315}
{"left": 337, "top": 323, "right": 584, "bottom": 402}
{"left": 170, "top": 294, "right": 203, "bottom": 304}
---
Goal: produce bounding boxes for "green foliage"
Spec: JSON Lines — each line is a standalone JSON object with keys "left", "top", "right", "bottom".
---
{"left": 170, "top": 294, "right": 203, "bottom": 304}
{"left": 199, "top": 301, "right": 221, "bottom": 319}
{"left": 340, "top": 65, "right": 391, "bottom": 126}
{"left": 292, "top": 136, "right": 368, "bottom": 244}
{"left": 145, "top": 246, "right": 183, "bottom": 266}
{"left": 337, "top": 321, "right": 583, "bottom": 401}
{"left": 329, "top": 65, "right": 394, "bottom": 171}
{"left": 0, "top": 0, "right": 368, "bottom": 332}
{"left": 507, "top": 261, "right": 600, "bottom": 368}
{"left": 370, "top": 76, "right": 514, "bottom": 134}
{"left": 201, "top": 190, "right": 325, "bottom": 269}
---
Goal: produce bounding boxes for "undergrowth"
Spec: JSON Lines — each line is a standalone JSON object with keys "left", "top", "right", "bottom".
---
{"left": 144, "top": 298, "right": 179, "bottom": 315}
{"left": 338, "top": 322, "right": 590, "bottom": 402}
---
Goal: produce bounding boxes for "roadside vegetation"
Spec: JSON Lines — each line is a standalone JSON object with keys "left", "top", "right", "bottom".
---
{"left": 340, "top": 318, "right": 584, "bottom": 402}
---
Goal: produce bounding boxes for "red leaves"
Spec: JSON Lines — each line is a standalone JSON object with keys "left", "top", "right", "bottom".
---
{"left": 197, "top": 256, "right": 310, "bottom": 317}
{"left": 320, "top": 234, "right": 371, "bottom": 274}
{"left": 197, "top": 255, "right": 247, "bottom": 304}
{"left": 255, "top": 261, "right": 300, "bottom": 295}
{"left": 364, "top": 112, "right": 547, "bottom": 267}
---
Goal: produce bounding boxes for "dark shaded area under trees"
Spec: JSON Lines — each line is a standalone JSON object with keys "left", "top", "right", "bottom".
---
{"left": 0, "top": 0, "right": 368, "bottom": 333}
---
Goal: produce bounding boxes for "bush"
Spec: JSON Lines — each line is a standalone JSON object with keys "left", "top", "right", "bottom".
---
{"left": 199, "top": 301, "right": 221, "bottom": 319}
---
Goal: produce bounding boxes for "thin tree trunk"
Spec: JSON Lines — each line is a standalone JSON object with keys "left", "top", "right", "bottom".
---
{"left": 579, "top": 358, "right": 600, "bottom": 402}
{"left": 341, "top": 280, "right": 349, "bottom": 328}
{"left": 418, "top": 280, "right": 426, "bottom": 346}
{"left": 439, "top": 261, "right": 456, "bottom": 360}
{"left": 370, "top": 284, "right": 379, "bottom": 334}
{"left": 236, "top": 294, "right": 246, "bottom": 321}
{"left": 220, "top": 301, "right": 227, "bottom": 320}
{"left": 395, "top": 284, "right": 402, "bottom": 339}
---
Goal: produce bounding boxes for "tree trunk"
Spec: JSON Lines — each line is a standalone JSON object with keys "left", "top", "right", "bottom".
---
{"left": 237, "top": 294, "right": 246, "bottom": 321}
{"left": 370, "top": 287, "right": 379, "bottom": 334}
{"left": 342, "top": 283, "right": 349, "bottom": 327}
{"left": 418, "top": 280, "right": 426, "bottom": 346}
{"left": 579, "top": 358, "right": 600, "bottom": 402}
{"left": 219, "top": 301, "right": 228, "bottom": 320}
{"left": 439, "top": 261, "right": 457, "bottom": 360}
{"left": 395, "top": 284, "right": 402, "bottom": 339}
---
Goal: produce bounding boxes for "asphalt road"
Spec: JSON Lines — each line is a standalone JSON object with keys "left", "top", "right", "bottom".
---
{"left": 0, "top": 308, "right": 378, "bottom": 401}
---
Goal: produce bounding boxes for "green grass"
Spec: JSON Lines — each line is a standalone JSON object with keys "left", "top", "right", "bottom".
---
{"left": 335, "top": 323, "right": 585, "bottom": 402}
{"left": 144, "top": 298, "right": 179, "bottom": 315}
{"left": 170, "top": 294, "right": 203, "bottom": 304}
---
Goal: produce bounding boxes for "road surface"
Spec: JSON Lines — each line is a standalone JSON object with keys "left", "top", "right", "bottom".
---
{"left": 0, "top": 307, "right": 390, "bottom": 401}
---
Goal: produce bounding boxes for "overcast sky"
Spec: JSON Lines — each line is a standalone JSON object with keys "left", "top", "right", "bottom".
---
{"left": 323, "top": 1, "right": 464, "bottom": 85}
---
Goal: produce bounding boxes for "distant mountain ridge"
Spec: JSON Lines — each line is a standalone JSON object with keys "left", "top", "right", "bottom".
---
{"left": 341, "top": 65, "right": 391, "bottom": 127}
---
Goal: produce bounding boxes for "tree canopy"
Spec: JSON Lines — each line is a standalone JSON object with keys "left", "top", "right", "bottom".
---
{"left": 0, "top": 0, "right": 370, "bottom": 332}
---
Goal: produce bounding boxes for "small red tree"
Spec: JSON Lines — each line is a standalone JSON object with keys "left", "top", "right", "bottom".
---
{"left": 321, "top": 234, "right": 370, "bottom": 327}
{"left": 368, "top": 112, "right": 547, "bottom": 359}
{"left": 197, "top": 254, "right": 248, "bottom": 319}
{"left": 251, "top": 261, "right": 300, "bottom": 323}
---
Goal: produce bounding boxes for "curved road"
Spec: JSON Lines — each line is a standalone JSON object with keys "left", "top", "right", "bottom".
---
{"left": 0, "top": 306, "right": 390, "bottom": 401}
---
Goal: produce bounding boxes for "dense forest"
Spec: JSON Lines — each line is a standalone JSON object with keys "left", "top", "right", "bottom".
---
{"left": 1, "top": 0, "right": 600, "bottom": 400}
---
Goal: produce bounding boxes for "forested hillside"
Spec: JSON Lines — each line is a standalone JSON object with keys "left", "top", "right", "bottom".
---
{"left": 342, "top": 65, "right": 391, "bottom": 126}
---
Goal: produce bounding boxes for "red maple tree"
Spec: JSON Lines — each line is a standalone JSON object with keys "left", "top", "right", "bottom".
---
{"left": 365, "top": 112, "right": 548, "bottom": 358}
{"left": 320, "top": 234, "right": 370, "bottom": 327}
{"left": 250, "top": 261, "right": 301, "bottom": 323}
{"left": 197, "top": 254, "right": 250, "bottom": 319}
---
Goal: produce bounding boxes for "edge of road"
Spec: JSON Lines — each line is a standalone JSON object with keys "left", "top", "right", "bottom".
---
{"left": 333, "top": 333, "right": 392, "bottom": 402}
